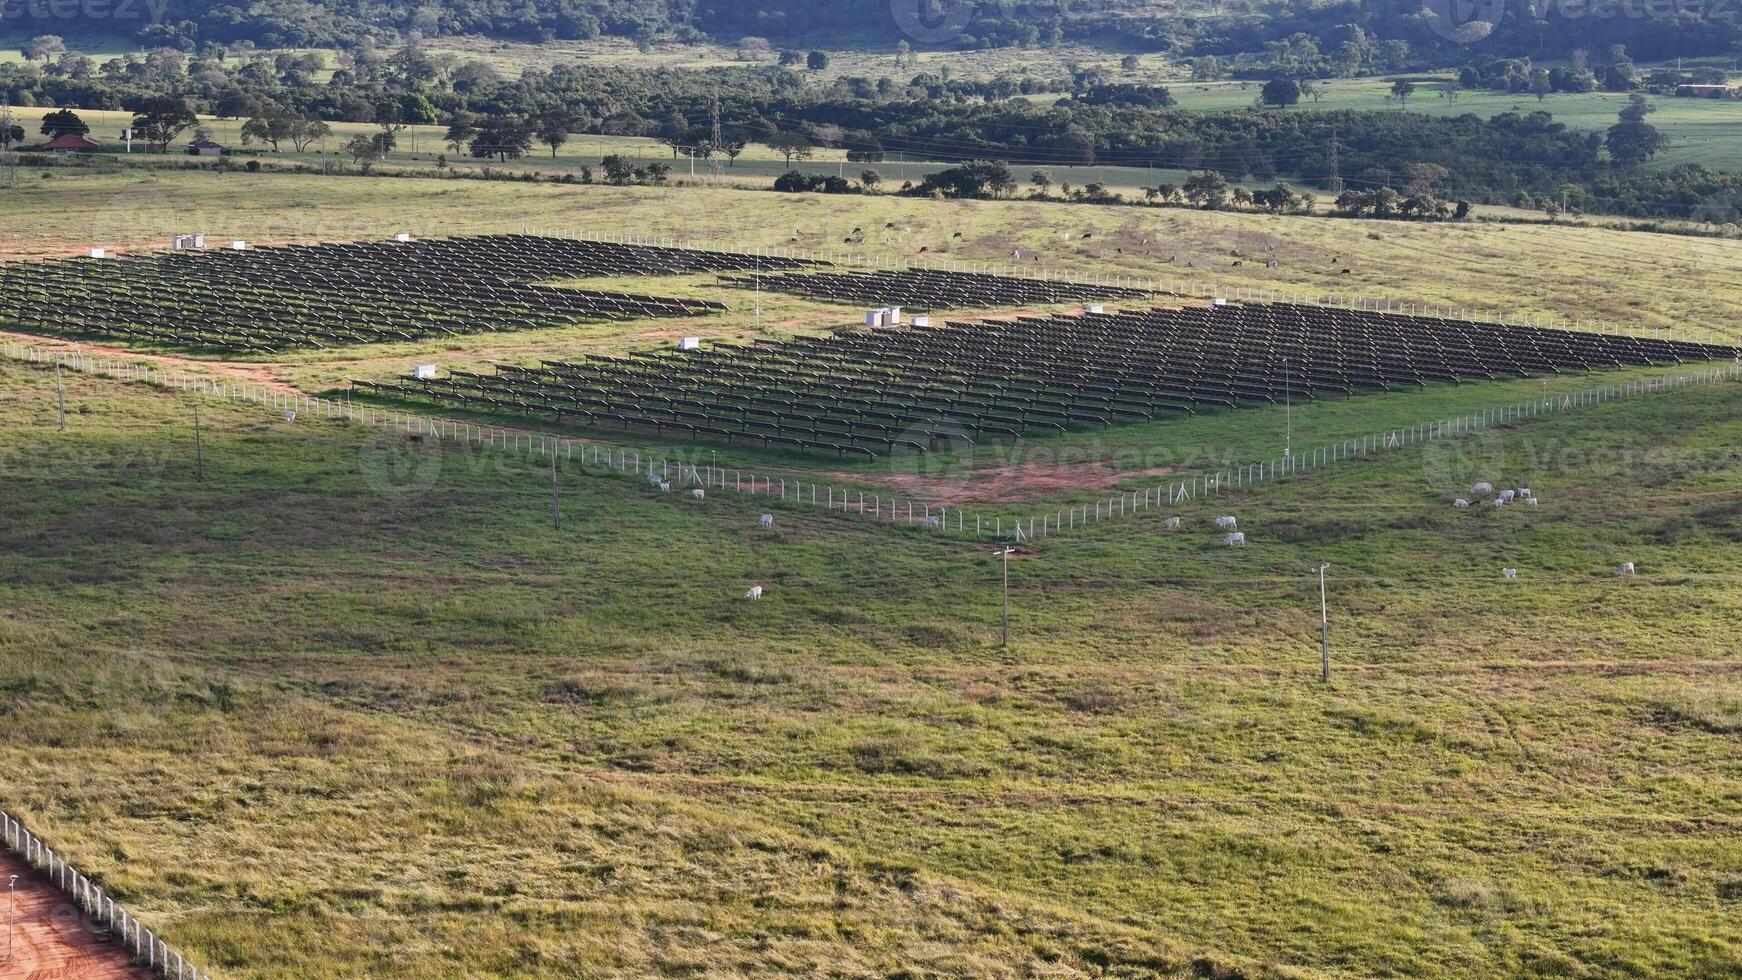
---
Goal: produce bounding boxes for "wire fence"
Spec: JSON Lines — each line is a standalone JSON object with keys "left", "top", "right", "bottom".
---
{"left": 1, "top": 811, "right": 211, "bottom": 980}
{"left": 5, "top": 341, "right": 1737, "bottom": 543}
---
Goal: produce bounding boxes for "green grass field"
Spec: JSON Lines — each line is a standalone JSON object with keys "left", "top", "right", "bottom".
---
{"left": 2, "top": 337, "right": 1739, "bottom": 977}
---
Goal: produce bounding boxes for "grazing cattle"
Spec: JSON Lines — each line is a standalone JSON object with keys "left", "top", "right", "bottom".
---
{"left": 1223, "top": 532, "right": 1246, "bottom": 546}
{"left": 743, "top": 586, "right": 764, "bottom": 600}
{"left": 693, "top": 489, "right": 705, "bottom": 500}
{"left": 1492, "top": 497, "right": 1507, "bottom": 508}
{"left": 922, "top": 516, "right": 941, "bottom": 528}
{"left": 1164, "top": 516, "right": 1182, "bottom": 530}
{"left": 1503, "top": 567, "right": 1518, "bottom": 580}
{"left": 1517, "top": 487, "right": 1532, "bottom": 498}
{"left": 1215, "top": 516, "right": 1238, "bottom": 530}
{"left": 658, "top": 481, "right": 671, "bottom": 492}
{"left": 1472, "top": 482, "right": 1494, "bottom": 496}
{"left": 759, "top": 514, "right": 774, "bottom": 528}
{"left": 1616, "top": 562, "right": 1636, "bottom": 576}
{"left": 1499, "top": 489, "right": 1516, "bottom": 502}
{"left": 1339, "top": 269, "right": 1352, "bottom": 276}
{"left": 1525, "top": 497, "right": 1539, "bottom": 507}
{"left": 1453, "top": 498, "right": 1470, "bottom": 508}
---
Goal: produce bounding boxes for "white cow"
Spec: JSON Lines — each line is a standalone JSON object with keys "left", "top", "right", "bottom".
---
{"left": 1215, "top": 516, "right": 1238, "bottom": 530}
{"left": 1503, "top": 567, "right": 1518, "bottom": 580}
{"left": 658, "top": 481, "right": 671, "bottom": 492}
{"left": 758, "top": 514, "right": 774, "bottom": 528}
{"left": 1492, "top": 497, "right": 1507, "bottom": 508}
{"left": 743, "top": 586, "right": 764, "bottom": 600}
{"left": 1525, "top": 497, "right": 1539, "bottom": 507}
{"left": 1473, "top": 482, "right": 1494, "bottom": 496}
{"left": 1223, "top": 532, "right": 1246, "bottom": 546}
{"left": 693, "top": 489, "right": 705, "bottom": 500}
{"left": 1163, "top": 516, "right": 1182, "bottom": 530}
{"left": 1616, "top": 562, "right": 1636, "bottom": 576}
{"left": 1453, "top": 498, "right": 1470, "bottom": 509}
{"left": 1498, "top": 489, "right": 1516, "bottom": 502}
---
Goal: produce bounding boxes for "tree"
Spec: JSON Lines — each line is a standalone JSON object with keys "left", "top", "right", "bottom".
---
{"left": 536, "top": 110, "right": 574, "bottom": 157}
{"left": 1606, "top": 119, "right": 1664, "bottom": 168}
{"left": 39, "top": 109, "right": 87, "bottom": 137}
{"left": 1183, "top": 170, "right": 1230, "bottom": 209}
{"left": 1120, "top": 54, "right": 1140, "bottom": 73}
{"left": 1260, "top": 78, "right": 1300, "bottom": 108}
{"left": 469, "top": 116, "right": 534, "bottom": 161}
{"left": 860, "top": 169, "right": 881, "bottom": 190}
{"left": 908, "top": 160, "right": 1016, "bottom": 199}
{"left": 240, "top": 113, "right": 292, "bottom": 151}
{"left": 1402, "top": 163, "right": 1449, "bottom": 196}
{"left": 130, "top": 96, "right": 197, "bottom": 152}
{"left": 1030, "top": 170, "right": 1053, "bottom": 197}
{"left": 287, "top": 116, "right": 330, "bottom": 152}
{"left": 1, "top": 120, "right": 24, "bottom": 149}
{"left": 1530, "top": 69, "right": 1552, "bottom": 102}
{"left": 806, "top": 50, "right": 830, "bottom": 71}
{"left": 601, "top": 154, "right": 635, "bottom": 184}
{"left": 374, "top": 92, "right": 436, "bottom": 144}
{"left": 767, "top": 133, "right": 813, "bottom": 166}
{"left": 22, "top": 35, "right": 64, "bottom": 63}
{"left": 342, "top": 133, "right": 382, "bottom": 167}
{"left": 444, "top": 112, "right": 477, "bottom": 153}
{"left": 1390, "top": 79, "right": 1415, "bottom": 105}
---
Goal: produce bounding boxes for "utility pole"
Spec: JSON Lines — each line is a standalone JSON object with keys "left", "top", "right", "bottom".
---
{"left": 55, "top": 362, "right": 65, "bottom": 429}
{"left": 550, "top": 449, "right": 560, "bottom": 530}
{"left": 1318, "top": 563, "right": 1331, "bottom": 682}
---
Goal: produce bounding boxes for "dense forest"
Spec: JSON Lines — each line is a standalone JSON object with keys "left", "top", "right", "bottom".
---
{"left": 5, "top": 0, "right": 1740, "bottom": 64}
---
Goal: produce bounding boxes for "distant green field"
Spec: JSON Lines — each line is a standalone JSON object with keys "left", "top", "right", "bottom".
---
{"left": 1168, "top": 75, "right": 1742, "bottom": 171}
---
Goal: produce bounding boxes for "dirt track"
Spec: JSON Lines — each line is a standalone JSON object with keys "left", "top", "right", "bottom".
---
{"left": 0, "top": 851, "right": 154, "bottom": 979}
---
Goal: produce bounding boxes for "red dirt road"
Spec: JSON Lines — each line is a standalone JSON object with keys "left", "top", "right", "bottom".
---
{"left": 0, "top": 852, "right": 153, "bottom": 980}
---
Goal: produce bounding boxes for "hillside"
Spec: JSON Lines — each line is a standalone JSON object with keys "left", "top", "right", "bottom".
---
{"left": 5, "top": 0, "right": 1739, "bottom": 62}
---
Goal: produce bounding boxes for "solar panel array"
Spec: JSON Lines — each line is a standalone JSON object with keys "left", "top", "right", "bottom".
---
{"left": 718, "top": 267, "right": 1154, "bottom": 309}
{"left": 356, "top": 302, "right": 1735, "bottom": 458}
{"left": 0, "top": 236, "right": 816, "bottom": 353}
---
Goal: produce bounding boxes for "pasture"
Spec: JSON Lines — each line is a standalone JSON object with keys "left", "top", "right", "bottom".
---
{"left": 1, "top": 337, "right": 1739, "bottom": 977}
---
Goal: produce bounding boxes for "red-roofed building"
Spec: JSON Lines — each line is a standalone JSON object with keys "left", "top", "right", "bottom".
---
{"left": 41, "top": 132, "right": 101, "bottom": 152}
